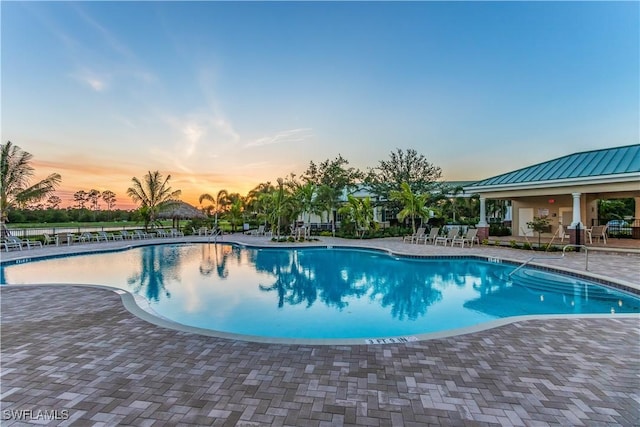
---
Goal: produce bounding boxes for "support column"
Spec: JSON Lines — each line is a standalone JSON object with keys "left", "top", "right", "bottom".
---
{"left": 476, "top": 197, "right": 489, "bottom": 241}
{"left": 568, "top": 192, "right": 584, "bottom": 245}
{"left": 633, "top": 196, "right": 640, "bottom": 239}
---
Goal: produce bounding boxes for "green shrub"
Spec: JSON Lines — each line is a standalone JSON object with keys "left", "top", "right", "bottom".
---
{"left": 489, "top": 224, "right": 511, "bottom": 236}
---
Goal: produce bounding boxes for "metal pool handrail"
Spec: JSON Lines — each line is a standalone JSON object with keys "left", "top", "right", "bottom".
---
{"left": 508, "top": 244, "right": 589, "bottom": 278}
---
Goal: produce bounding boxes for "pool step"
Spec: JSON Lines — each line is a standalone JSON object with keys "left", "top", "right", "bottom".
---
{"left": 510, "top": 269, "right": 624, "bottom": 302}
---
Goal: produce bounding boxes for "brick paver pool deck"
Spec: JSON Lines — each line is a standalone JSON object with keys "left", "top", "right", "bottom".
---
{"left": 1, "top": 236, "right": 639, "bottom": 426}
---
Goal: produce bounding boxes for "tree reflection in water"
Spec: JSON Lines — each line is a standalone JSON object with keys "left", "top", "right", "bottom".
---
{"left": 256, "top": 250, "right": 318, "bottom": 308}
{"left": 127, "top": 245, "right": 182, "bottom": 301}
{"left": 198, "top": 243, "right": 245, "bottom": 279}
{"left": 254, "top": 249, "right": 448, "bottom": 319}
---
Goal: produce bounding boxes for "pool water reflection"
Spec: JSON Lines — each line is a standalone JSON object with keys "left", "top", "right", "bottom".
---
{"left": 2, "top": 244, "right": 638, "bottom": 339}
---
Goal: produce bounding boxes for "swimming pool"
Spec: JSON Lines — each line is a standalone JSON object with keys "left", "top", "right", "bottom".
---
{"left": 2, "top": 243, "right": 638, "bottom": 341}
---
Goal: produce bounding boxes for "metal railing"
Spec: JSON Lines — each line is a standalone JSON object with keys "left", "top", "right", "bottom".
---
{"left": 5, "top": 225, "right": 146, "bottom": 239}
{"left": 508, "top": 244, "right": 589, "bottom": 278}
{"left": 207, "top": 228, "right": 223, "bottom": 244}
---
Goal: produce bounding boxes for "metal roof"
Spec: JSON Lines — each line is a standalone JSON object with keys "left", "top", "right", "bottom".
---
{"left": 466, "top": 144, "right": 640, "bottom": 188}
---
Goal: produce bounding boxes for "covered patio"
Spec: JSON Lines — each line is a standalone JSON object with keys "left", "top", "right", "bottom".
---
{"left": 464, "top": 144, "right": 640, "bottom": 248}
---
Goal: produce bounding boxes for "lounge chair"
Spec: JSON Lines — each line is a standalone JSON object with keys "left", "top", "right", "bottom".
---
{"left": 419, "top": 227, "right": 440, "bottom": 244}
{"left": 403, "top": 227, "right": 425, "bottom": 244}
{"left": 249, "top": 225, "right": 265, "bottom": 236}
{"left": 2, "top": 238, "right": 22, "bottom": 252}
{"left": 156, "top": 229, "right": 169, "bottom": 238}
{"left": 118, "top": 230, "right": 135, "bottom": 240}
{"left": 80, "top": 232, "right": 97, "bottom": 242}
{"left": 451, "top": 228, "right": 479, "bottom": 248}
{"left": 134, "top": 230, "right": 150, "bottom": 239}
{"left": 96, "top": 231, "right": 119, "bottom": 241}
{"left": 434, "top": 227, "right": 460, "bottom": 246}
{"left": 586, "top": 225, "right": 607, "bottom": 245}
{"left": 170, "top": 228, "right": 184, "bottom": 237}
{"left": 7, "top": 236, "right": 42, "bottom": 250}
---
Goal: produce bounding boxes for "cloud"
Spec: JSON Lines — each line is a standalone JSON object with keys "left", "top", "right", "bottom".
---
{"left": 245, "top": 128, "right": 314, "bottom": 148}
{"left": 70, "top": 67, "right": 109, "bottom": 92}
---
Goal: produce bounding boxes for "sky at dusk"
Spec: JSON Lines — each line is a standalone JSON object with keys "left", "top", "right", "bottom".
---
{"left": 2, "top": 1, "right": 638, "bottom": 210}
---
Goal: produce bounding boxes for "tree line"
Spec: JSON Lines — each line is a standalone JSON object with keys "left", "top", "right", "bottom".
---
{"left": 1, "top": 141, "right": 482, "bottom": 235}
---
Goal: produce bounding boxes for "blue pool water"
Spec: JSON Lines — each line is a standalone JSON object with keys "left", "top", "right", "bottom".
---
{"left": 1, "top": 244, "right": 638, "bottom": 339}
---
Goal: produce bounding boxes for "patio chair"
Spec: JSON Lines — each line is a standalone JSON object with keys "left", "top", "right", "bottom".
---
{"left": 419, "top": 227, "right": 440, "bottom": 244}
{"left": 155, "top": 229, "right": 169, "bottom": 238}
{"left": 403, "top": 227, "right": 425, "bottom": 244}
{"left": 434, "top": 227, "right": 460, "bottom": 246}
{"left": 586, "top": 225, "right": 607, "bottom": 245}
{"left": 451, "top": 228, "right": 479, "bottom": 248}
{"left": 96, "top": 231, "right": 115, "bottom": 241}
{"left": 2, "top": 238, "right": 22, "bottom": 252}
{"left": 80, "top": 232, "right": 97, "bottom": 242}
{"left": 170, "top": 228, "right": 184, "bottom": 237}
{"left": 249, "top": 225, "right": 265, "bottom": 236}
{"left": 134, "top": 230, "right": 151, "bottom": 239}
{"left": 43, "top": 233, "right": 59, "bottom": 246}
{"left": 118, "top": 230, "right": 135, "bottom": 240}
{"left": 8, "top": 235, "right": 42, "bottom": 250}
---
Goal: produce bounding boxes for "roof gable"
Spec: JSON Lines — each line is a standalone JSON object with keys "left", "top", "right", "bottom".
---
{"left": 467, "top": 144, "right": 640, "bottom": 188}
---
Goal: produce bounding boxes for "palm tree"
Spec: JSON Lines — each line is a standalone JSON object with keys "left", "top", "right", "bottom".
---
{"left": 226, "top": 198, "right": 244, "bottom": 232}
{"left": 0, "top": 141, "right": 61, "bottom": 227}
{"left": 127, "top": 171, "right": 181, "bottom": 230}
{"left": 338, "top": 195, "right": 373, "bottom": 238}
{"left": 269, "top": 178, "right": 287, "bottom": 238}
{"left": 389, "top": 182, "right": 430, "bottom": 234}
{"left": 316, "top": 184, "right": 341, "bottom": 236}
{"left": 295, "top": 182, "right": 317, "bottom": 225}
{"left": 199, "top": 189, "right": 228, "bottom": 228}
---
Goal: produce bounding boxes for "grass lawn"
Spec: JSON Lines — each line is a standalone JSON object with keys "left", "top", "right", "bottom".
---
{"left": 5, "top": 220, "right": 173, "bottom": 229}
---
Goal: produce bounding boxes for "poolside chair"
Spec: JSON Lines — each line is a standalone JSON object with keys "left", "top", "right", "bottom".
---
{"left": 419, "top": 227, "right": 440, "bottom": 244}
{"left": 434, "top": 227, "right": 459, "bottom": 246}
{"left": 43, "top": 233, "right": 59, "bottom": 246}
{"left": 170, "top": 228, "right": 184, "bottom": 237}
{"left": 8, "top": 236, "right": 42, "bottom": 250}
{"left": 451, "top": 228, "right": 479, "bottom": 248}
{"left": 249, "top": 225, "right": 265, "bottom": 236}
{"left": 96, "top": 231, "right": 114, "bottom": 241}
{"left": 118, "top": 230, "right": 135, "bottom": 240}
{"left": 403, "top": 227, "right": 425, "bottom": 244}
{"left": 2, "top": 238, "right": 22, "bottom": 252}
{"left": 155, "top": 229, "right": 169, "bottom": 238}
{"left": 586, "top": 225, "right": 607, "bottom": 245}
{"left": 80, "top": 232, "right": 97, "bottom": 242}
{"left": 134, "top": 230, "right": 151, "bottom": 239}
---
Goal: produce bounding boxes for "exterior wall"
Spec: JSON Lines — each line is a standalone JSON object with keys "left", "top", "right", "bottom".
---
{"left": 511, "top": 196, "right": 573, "bottom": 237}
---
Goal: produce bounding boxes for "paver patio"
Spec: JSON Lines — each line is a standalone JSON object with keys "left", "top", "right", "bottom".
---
{"left": 1, "top": 236, "right": 639, "bottom": 426}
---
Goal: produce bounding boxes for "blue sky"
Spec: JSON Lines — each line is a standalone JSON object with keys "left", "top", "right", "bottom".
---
{"left": 2, "top": 1, "right": 638, "bottom": 208}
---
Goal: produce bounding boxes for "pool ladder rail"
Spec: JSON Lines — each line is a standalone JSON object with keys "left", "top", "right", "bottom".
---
{"left": 508, "top": 244, "right": 589, "bottom": 279}
{"left": 207, "top": 228, "right": 223, "bottom": 244}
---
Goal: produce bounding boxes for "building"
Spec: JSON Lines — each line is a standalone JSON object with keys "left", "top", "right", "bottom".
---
{"left": 463, "top": 144, "right": 640, "bottom": 244}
